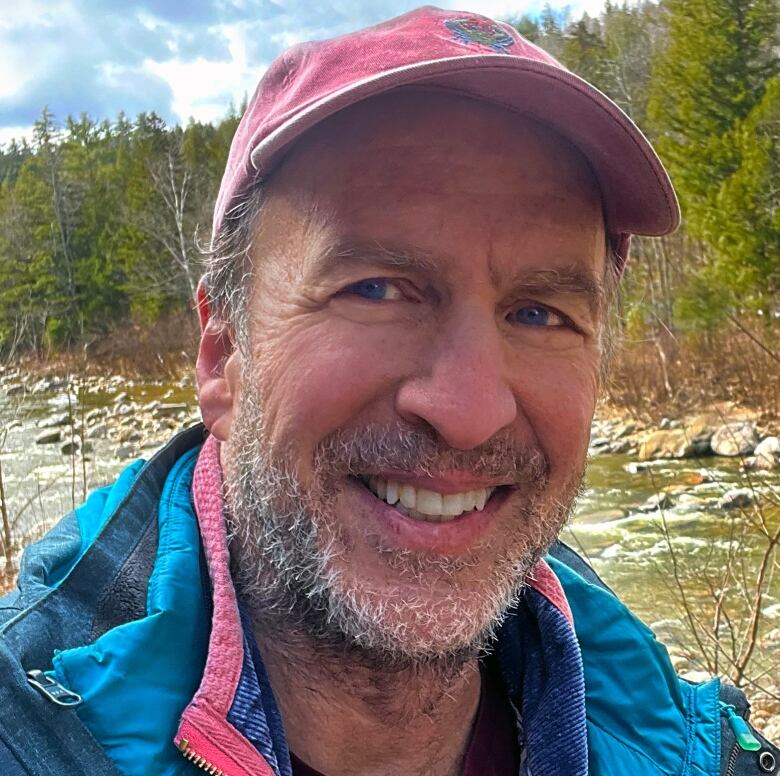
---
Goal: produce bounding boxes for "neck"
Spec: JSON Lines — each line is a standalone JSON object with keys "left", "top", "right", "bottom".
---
{"left": 254, "top": 623, "right": 482, "bottom": 776}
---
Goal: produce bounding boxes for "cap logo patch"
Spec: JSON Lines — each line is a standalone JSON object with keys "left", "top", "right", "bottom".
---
{"left": 444, "top": 17, "right": 515, "bottom": 53}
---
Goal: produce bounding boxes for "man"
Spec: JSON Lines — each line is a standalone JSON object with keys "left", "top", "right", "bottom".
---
{"left": 0, "top": 7, "right": 777, "bottom": 776}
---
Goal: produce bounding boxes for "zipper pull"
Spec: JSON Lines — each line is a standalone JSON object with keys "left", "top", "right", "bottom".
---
{"left": 721, "top": 702, "right": 761, "bottom": 752}
{"left": 26, "top": 670, "right": 83, "bottom": 708}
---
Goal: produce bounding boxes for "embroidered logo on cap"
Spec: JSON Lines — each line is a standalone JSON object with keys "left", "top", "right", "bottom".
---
{"left": 444, "top": 17, "right": 515, "bottom": 53}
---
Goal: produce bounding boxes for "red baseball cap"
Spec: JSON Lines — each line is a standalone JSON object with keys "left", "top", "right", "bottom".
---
{"left": 213, "top": 6, "right": 680, "bottom": 264}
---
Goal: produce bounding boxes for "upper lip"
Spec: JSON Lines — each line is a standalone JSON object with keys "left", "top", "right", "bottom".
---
{"left": 358, "top": 471, "right": 510, "bottom": 494}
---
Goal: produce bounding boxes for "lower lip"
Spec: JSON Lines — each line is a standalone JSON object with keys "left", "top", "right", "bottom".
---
{"left": 348, "top": 479, "right": 506, "bottom": 555}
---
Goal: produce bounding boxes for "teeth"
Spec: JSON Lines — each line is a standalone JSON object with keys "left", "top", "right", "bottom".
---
{"left": 385, "top": 480, "right": 399, "bottom": 505}
{"left": 399, "top": 485, "right": 416, "bottom": 510}
{"left": 415, "top": 489, "right": 442, "bottom": 514}
{"left": 362, "top": 477, "right": 496, "bottom": 521}
{"left": 441, "top": 493, "right": 465, "bottom": 515}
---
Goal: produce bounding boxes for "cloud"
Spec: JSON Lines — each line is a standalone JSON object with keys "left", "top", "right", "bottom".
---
{"left": 0, "top": 0, "right": 611, "bottom": 136}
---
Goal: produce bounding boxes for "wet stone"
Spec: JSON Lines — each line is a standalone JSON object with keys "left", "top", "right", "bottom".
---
{"left": 153, "top": 403, "right": 188, "bottom": 418}
{"left": 36, "top": 412, "right": 73, "bottom": 429}
{"left": 35, "top": 429, "right": 61, "bottom": 445}
{"left": 639, "top": 492, "right": 675, "bottom": 512}
{"left": 717, "top": 488, "right": 754, "bottom": 510}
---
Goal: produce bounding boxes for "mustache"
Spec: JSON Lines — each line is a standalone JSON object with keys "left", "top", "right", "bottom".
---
{"left": 312, "top": 423, "right": 549, "bottom": 486}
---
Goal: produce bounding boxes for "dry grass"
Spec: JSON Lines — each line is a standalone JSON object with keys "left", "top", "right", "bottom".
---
{"left": 13, "top": 310, "right": 200, "bottom": 380}
{"left": 604, "top": 318, "right": 780, "bottom": 422}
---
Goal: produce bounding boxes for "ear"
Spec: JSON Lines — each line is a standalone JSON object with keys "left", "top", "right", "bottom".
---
{"left": 195, "top": 279, "right": 240, "bottom": 441}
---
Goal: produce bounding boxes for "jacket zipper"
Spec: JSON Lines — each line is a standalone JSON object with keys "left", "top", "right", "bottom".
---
{"left": 720, "top": 701, "right": 761, "bottom": 776}
{"left": 178, "top": 738, "right": 227, "bottom": 775}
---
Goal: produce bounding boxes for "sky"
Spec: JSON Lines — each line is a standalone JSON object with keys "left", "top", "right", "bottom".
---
{"left": 0, "top": 0, "right": 608, "bottom": 146}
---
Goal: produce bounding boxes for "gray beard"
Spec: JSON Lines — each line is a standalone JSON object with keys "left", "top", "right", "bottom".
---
{"left": 223, "top": 379, "right": 580, "bottom": 671}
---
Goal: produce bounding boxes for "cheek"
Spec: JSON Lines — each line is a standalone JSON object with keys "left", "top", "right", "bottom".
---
{"left": 513, "top": 352, "right": 598, "bottom": 473}
{"left": 256, "top": 322, "right": 407, "bottom": 466}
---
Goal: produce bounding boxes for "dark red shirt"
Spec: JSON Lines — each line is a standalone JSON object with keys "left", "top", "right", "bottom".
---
{"left": 290, "top": 670, "right": 519, "bottom": 776}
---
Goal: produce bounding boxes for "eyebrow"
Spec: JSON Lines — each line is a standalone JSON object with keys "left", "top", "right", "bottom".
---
{"left": 307, "top": 239, "right": 605, "bottom": 314}
{"left": 306, "top": 239, "right": 438, "bottom": 282}
{"left": 502, "top": 266, "right": 607, "bottom": 316}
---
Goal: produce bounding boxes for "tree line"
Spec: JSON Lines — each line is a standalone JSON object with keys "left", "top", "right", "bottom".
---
{"left": 0, "top": 0, "right": 778, "bottom": 360}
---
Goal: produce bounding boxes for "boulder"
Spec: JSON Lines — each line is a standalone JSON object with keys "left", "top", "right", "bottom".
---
{"left": 711, "top": 422, "right": 758, "bottom": 457}
{"left": 717, "top": 488, "right": 754, "bottom": 510}
{"left": 684, "top": 413, "right": 720, "bottom": 441}
{"left": 35, "top": 429, "right": 61, "bottom": 445}
{"left": 638, "top": 429, "right": 695, "bottom": 461}
{"left": 750, "top": 436, "right": 780, "bottom": 470}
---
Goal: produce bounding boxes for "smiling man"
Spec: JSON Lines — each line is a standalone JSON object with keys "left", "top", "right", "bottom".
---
{"left": 2, "top": 7, "right": 779, "bottom": 776}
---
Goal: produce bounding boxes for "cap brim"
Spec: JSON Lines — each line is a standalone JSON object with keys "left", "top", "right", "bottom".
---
{"left": 249, "top": 55, "right": 679, "bottom": 237}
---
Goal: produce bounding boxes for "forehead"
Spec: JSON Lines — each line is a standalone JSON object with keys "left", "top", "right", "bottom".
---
{"left": 258, "top": 90, "right": 606, "bottom": 277}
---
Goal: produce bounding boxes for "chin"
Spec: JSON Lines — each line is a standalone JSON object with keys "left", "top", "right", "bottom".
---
{"left": 318, "top": 545, "right": 534, "bottom": 662}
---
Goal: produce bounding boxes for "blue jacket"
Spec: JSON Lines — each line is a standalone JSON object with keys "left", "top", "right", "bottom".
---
{"left": 0, "top": 426, "right": 776, "bottom": 776}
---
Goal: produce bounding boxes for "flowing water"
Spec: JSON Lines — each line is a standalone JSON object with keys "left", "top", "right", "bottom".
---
{"left": 2, "top": 380, "right": 779, "bottom": 689}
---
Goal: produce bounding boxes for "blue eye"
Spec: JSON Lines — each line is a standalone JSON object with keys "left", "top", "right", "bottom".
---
{"left": 343, "top": 278, "right": 402, "bottom": 301}
{"left": 510, "top": 305, "right": 563, "bottom": 327}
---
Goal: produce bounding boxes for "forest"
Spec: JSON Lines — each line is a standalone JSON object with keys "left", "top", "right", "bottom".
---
{"left": 0, "top": 0, "right": 778, "bottom": 412}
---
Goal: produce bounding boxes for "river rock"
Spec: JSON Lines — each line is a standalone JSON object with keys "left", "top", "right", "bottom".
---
{"left": 60, "top": 440, "right": 81, "bottom": 455}
{"left": 762, "top": 603, "right": 780, "bottom": 620}
{"left": 35, "top": 429, "right": 61, "bottom": 445}
{"left": 748, "top": 436, "right": 780, "bottom": 471}
{"left": 600, "top": 543, "right": 623, "bottom": 559}
{"left": 639, "top": 492, "right": 675, "bottom": 512}
{"left": 613, "top": 422, "right": 637, "bottom": 438}
{"left": 36, "top": 412, "right": 73, "bottom": 429}
{"left": 114, "top": 445, "right": 135, "bottom": 461}
{"left": 86, "top": 423, "right": 108, "bottom": 439}
{"left": 638, "top": 429, "right": 696, "bottom": 461}
{"left": 85, "top": 408, "right": 104, "bottom": 423}
{"left": 153, "top": 403, "right": 188, "bottom": 418}
{"left": 717, "top": 488, "right": 754, "bottom": 510}
{"left": 710, "top": 421, "right": 758, "bottom": 457}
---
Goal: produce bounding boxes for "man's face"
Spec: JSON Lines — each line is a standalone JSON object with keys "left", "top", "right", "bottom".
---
{"left": 219, "top": 92, "right": 606, "bottom": 661}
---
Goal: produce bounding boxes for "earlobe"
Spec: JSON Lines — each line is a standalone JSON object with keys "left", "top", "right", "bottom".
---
{"left": 195, "top": 280, "right": 239, "bottom": 441}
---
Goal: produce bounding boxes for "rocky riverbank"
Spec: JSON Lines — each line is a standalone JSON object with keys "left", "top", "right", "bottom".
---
{"left": 2, "top": 367, "right": 200, "bottom": 462}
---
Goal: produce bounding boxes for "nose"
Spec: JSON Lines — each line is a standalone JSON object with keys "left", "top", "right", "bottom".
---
{"left": 395, "top": 306, "right": 518, "bottom": 450}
